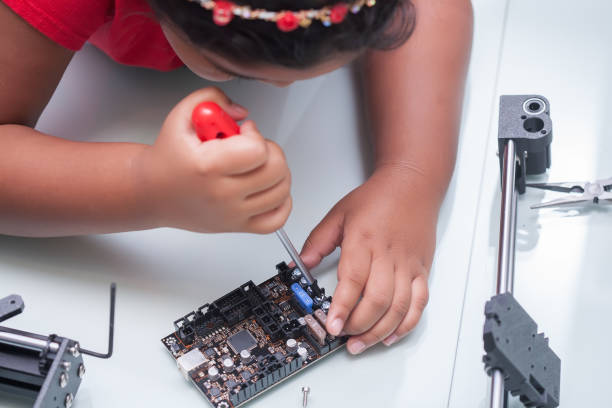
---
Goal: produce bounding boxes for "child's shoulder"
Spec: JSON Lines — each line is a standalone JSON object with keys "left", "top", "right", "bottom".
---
{"left": 3, "top": 0, "right": 182, "bottom": 71}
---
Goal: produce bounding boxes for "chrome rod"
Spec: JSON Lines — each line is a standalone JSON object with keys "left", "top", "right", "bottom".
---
{"left": 490, "top": 370, "right": 506, "bottom": 408}
{"left": 0, "top": 330, "right": 59, "bottom": 353}
{"left": 276, "top": 228, "right": 314, "bottom": 284}
{"left": 496, "top": 139, "right": 518, "bottom": 295}
{"left": 490, "top": 140, "right": 519, "bottom": 408}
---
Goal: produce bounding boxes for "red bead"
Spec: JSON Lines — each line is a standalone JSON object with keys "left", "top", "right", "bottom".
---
{"left": 213, "top": 1, "right": 234, "bottom": 26}
{"left": 192, "top": 102, "right": 240, "bottom": 142}
{"left": 330, "top": 4, "right": 348, "bottom": 24}
{"left": 277, "top": 12, "right": 299, "bottom": 32}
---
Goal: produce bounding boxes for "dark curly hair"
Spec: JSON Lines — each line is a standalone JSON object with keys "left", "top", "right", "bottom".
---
{"left": 147, "top": 0, "right": 415, "bottom": 68}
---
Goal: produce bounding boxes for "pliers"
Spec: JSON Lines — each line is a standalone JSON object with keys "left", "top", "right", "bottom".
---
{"left": 526, "top": 177, "right": 612, "bottom": 209}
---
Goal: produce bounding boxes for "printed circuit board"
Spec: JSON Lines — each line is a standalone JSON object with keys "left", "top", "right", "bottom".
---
{"left": 162, "top": 262, "right": 347, "bottom": 407}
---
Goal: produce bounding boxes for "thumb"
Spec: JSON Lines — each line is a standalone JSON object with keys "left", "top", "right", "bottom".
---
{"left": 177, "top": 86, "right": 249, "bottom": 125}
{"left": 300, "top": 210, "right": 345, "bottom": 269}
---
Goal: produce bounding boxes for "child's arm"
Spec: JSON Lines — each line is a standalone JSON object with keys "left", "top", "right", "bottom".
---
{"left": 0, "top": 4, "right": 291, "bottom": 237}
{"left": 300, "top": 0, "right": 473, "bottom": 353}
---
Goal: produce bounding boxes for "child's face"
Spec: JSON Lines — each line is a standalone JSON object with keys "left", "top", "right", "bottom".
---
{"left": 162, "top": 24, "right": 358, "bottom": 87}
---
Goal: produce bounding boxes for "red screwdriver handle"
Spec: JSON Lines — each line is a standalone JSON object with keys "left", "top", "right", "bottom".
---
{"left": 191, "top": 101, "right": 241, "bottom": 142}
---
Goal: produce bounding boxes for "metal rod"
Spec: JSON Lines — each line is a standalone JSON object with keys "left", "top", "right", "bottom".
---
{"left": 490, "top": 140, "right": 519, "bottom": 408}
{"left": 275, "top": 228, "right": 314, "bottom": 284}
{"left": 496, "top": 139, "right": 518, "bottom": 295}
{"left": 507, "top": 180, "right": 518, "bottom": 294}
{"left": 490, "top": 370, "right": 506, "bottom": 408}
{"left": 0, "top": 331, "right": 59, "bottom": 353}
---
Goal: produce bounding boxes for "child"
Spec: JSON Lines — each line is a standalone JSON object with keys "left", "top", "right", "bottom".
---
{"left": 0, "top": 0, "right": 472, "bottom": 355}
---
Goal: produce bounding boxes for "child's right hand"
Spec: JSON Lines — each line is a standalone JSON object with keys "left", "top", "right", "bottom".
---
{"left": 135, "top": 87, "right": 292, "bottom": 234}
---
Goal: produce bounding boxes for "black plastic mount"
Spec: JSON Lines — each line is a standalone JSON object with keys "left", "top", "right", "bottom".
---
{"left": 0, "top": 295, "right": 24, "bottom": 323}
{"left": 0, "top": 285, "right": 116, "bottom": 407}
{"left": 498, "top": 95, "right": 553, "bottom": 194}
{"left": 0, "top": 301, "right": 84, "bottom": 408}
{"left": 483, "top": 293, "right": 561, "bottom": 408}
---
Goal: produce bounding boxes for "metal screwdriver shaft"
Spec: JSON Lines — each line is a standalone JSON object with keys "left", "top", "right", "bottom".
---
{"left": 276, "top": 228, "right": 314, "bottom": 284}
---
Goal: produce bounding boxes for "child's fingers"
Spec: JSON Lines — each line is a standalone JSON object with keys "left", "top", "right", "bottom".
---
{"left": 345, "top": 264, "right": 413, "bottom": 354}
{"left": 383, "top": 271, "right": 429, "bottom": 345}
{"left": 234, "top": 139, "right": 288, "bottom": 192}
{"left": 246, "top": 196, "right": 292, "bottom": 234}
{"left": 243, "top": 176, "right": 291, "bottom": 215}
{"left": 341, "top": 255, "right": 394, "bottom": 336}
{"left": 299, "top": 209, "right": 344, "bottom": 269}
{"left": 198, "top": 122, "right": 268, "bottom": 175}
{"left": 326, "top": 237, "right": 371, "bottom": 336}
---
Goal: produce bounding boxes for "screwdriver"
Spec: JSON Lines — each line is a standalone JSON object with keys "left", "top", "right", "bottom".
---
{"left": 191, "top": 102, "right": 314, "bottom": 284}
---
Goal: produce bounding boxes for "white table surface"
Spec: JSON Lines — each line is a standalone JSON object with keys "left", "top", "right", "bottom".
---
{"left": 0, "top": 1, "right": 525, "bottom": 407}
{"left": 448, "top": 1, "right": 612, "bottom": 407}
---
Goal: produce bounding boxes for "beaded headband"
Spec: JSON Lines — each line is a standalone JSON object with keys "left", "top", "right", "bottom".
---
{"left": 187, "top": 0, "right": 377, "bottom": 32}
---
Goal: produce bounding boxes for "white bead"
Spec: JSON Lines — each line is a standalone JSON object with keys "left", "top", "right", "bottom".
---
{"left": 259, "top": 11, "right": 275, "bottom": 20}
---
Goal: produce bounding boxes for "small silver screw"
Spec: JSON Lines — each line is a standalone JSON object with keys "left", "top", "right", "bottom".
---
{"left": 78, "top": 364, "right": 86, "bottom": 379}
{"left": 59, "top": 372, "right": 69, "bottom": 388}
{"left": 69, "top": 344, "right": 80, "bottom": 358}
{"left": 301, "top": 386, "right": 310, "bottom": 408}
{"left": 64, "top": 393, "right": 74, "bottom": 408}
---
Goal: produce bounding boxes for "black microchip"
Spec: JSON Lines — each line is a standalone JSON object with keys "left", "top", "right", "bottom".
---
{"left": 227, "top": 330, "right": 258, "bottom": 354}
{"left": 205, "top": 348, "right": 216, "bottom": 357}
{"left": 241, "top": 371, "right": 251, "bottom": 381}
{"left": 210, "top": 387, "right": 221, "bottom": 397}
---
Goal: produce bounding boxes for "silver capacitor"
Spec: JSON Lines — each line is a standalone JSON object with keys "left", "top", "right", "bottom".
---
{"left": 297, "top": 346, "right": 308, "bottom": 360}
{"left": 240, "top": 349, "right": 252, "bottom": 363}
{"left": 208, "top": 366, "right": 219, "bottom": 380}
{"left": 286, "top": 338, "right": 298, "bottom": 352}
{"left": 222, "top": 358, "right": 235, "bottom": 373}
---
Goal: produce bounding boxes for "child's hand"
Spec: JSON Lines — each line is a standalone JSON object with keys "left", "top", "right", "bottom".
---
{"left": 300, "top": 166, "right": 436, "bottom": 354}
{"left": 135, "top": 87, "right": 292, "bottom": 234}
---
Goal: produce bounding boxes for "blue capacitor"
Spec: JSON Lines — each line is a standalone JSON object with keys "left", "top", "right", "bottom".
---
{"left": 291, "top": 283, "right": 313, "bottom": 313}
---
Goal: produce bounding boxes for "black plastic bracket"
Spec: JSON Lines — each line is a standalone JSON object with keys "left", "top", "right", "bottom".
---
{"left": 498, "top": 95, "right": 553, "bottom": 194}
{"left": 1, "top": 284, "right": 116, "bottom": 407}
{"left": 483, "top": 293, "right": 561, "bottom": 408}
{"left": 0, "top": 295, "right": 24, "bottom": 323}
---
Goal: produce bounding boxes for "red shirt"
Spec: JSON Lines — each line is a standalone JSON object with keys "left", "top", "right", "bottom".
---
{"left": 2, "top": 0, "right": 184, "bottom": 71}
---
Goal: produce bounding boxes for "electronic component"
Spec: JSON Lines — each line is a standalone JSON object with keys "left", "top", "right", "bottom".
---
{"left": 304, "top": 314, "right": 326, "bottom": 346}
{"left": 239, "top": 350, "right": 252, "bottom": 364}
{"left": 222, "top": 358, "right": 235, "bottom": 373}
{"left": 227, "top": 330, "right": 258, "bottom": 354}
{"left": 177, "top": 348, "right": 208, "bottom": 378}
{"left": 286, "top": 338, "right": 297, "bottom": 352}
{"left": 314, "top": 309, "right": 327, "bottom": 327}
{"left": 162, "top": 262, "right": 347, "bottom": 407}
{"left": 208, "top": 366, "right": 220, "bottom": 381}
{"left": 291, "top": 283, "right": 313, "bottom": 314}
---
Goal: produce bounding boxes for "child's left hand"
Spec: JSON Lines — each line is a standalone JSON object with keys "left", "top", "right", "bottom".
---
{"left": 300, "top": 165, "right": 437, "bottom": 354}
